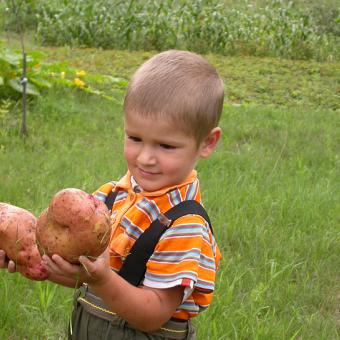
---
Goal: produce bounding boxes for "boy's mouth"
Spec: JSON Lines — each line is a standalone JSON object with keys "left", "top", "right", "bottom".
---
{"left": 137, "top": 167, "right": 160, "bottom": 177}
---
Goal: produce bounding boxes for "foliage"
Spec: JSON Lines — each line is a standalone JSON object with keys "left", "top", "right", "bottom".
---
{"left": 31, "top": 0, "right": 339, "bottom": 61}
{"left": 0, "top": 47, "right": 42, "bottom": 98}
{"left": 37, "top": 47, "right": 340, "bottom": 112}
{"left": 0, "top": 44, "right": 128, "bottom": 102}
{"left": 1, "top": 0, "right": 39, "bottom": 32}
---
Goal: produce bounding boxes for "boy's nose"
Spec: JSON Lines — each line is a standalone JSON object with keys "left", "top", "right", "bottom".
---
{"left": 137, "top": 146, "right": 156, "bottom": 165}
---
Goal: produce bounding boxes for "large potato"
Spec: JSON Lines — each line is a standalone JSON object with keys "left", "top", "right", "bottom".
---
{"left": 37, "top": 188, "right": 111, "bottom": 263}
{"left": 0, "top": 203, "right": 49, "bottom": 280}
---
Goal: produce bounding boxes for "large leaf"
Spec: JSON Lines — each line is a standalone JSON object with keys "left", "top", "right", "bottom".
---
{"left": 8, "top": 78, "right": 40, "bottom": 96}
{"left": 0, "top": 50, "right": 34, "bottom": 68}
{"left": 30, "top": 77, "right": 52, "bottom": 89}
{"left": 0, "top": 51, "right": 21, "bottom": 66}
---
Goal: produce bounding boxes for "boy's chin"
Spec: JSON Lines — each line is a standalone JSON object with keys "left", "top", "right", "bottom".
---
{"left": 138, "top": 181, "right": 163, "bottom": 192}
{"left": 135, "top": 178, "right": 168, "bottom": 192}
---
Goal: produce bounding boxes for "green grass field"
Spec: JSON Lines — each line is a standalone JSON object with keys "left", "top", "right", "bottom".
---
{"left": 0, "top": 46, "right": 339, "bottom": 339}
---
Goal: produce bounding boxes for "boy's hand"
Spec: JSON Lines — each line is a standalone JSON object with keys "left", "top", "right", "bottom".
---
{"left": 42, "top": 254, "right": 81, "bottom": 280}
{"left": 78, "top": 248, "right": 112, "bottom": 286}
{"left": 0, "top": 250, "right": 16, "bottom": 273}
{"left": 42, "top": 248, "right": 111, "bottom": 285}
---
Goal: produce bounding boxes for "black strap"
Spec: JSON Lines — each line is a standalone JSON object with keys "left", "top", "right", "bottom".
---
{"left": 104, "top": 191, "right": 212, "bottom": 287}
{"left": 105, "top": 191, "right": 118, "bottom": 210}
{"left": 120, "top": 200, "right": 212, "bottom": 286}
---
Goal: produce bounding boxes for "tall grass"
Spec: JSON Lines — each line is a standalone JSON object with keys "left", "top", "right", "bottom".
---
{"left": 0, "top": 48, "right": 339, "bottom": 338}
{"left": 1, "top": 0, "right": 339, "bottom": 61}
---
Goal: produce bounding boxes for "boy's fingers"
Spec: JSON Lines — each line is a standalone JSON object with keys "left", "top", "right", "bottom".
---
{"left": 0, "top": 250, "right": 6, "bottom": 268}
{"left": 42, "top": 255, "right": 59, "bottom": 273}
{"left": 0, "top": 250, "right": 15, "bottom": 272}
{"left": 8, "top": 260, "right": 16, "bottom": 273}
{"left": 44, "top": 254, "right": 81, "bottom": 278}
{"left": 79, "top": 256, "right": 91, "bottom": 268}
{"left": 79, "top": 256, "right": 95, "bottom": 276}
{"left": 51, "top": 254, "right": 80, "bottom": 274}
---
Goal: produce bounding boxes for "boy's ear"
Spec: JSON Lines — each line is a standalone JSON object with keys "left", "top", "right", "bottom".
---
{"left": 199, "top": 127, "right": 222, "bottom": 158}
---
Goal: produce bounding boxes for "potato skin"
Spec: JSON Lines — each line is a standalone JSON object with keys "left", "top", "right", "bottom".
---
{"left": 0, "top": 203, "right": 49, "bottom": 280}
{"left": 37, "top": 188, "right": 111, "bottom": 263}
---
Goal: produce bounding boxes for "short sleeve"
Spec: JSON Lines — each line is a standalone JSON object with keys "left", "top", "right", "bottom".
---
{"left": 92, "top": 181, "right": 116, "bottom": 202}
{"left": 143, "top": 214, "right": 219, "bottom": 292}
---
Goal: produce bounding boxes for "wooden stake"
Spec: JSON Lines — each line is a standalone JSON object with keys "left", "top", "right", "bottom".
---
{"left": 20, "top": 51, "right": 28, "bottom": 136}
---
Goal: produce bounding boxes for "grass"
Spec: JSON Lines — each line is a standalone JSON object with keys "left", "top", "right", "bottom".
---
{"left": 3, "top": 38, "right": 338, "bottom": 110}
{"left": 0, "top": 45, "right": 339, "bottom": 339}
{"left": 198, "top": 106, "right": 339, "bottom": 339}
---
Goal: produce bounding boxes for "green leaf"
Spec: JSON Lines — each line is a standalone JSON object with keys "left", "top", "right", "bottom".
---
{"left": 30, "top": 77, "right": 52, "bottom": 89}
{"left": 0, "top": 51, "right": 21, "bottom": 66}
{"left": 8, "top": 78, "right": 40, "bottom": 96}
{"left": 41, "top": 61, "right": 72, "bottom": 73}
{"left": 26, "top": 50, "right": 45, "bottom": 65}
{"left": 52, "top": 77, "right": 74, "bottom": 87}
{"left": 105, "top": 76, "right": 129, "bottom": 87}
{"left": 0, "top": 76, "right": 3, "bottom": 86}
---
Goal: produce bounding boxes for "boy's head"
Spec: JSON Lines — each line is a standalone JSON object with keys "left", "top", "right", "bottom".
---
{"left": 123, "top": 50, "right": 224, "bottom": 192}
{"left": 124, "top": 50, "right": 224, "bottom": 144}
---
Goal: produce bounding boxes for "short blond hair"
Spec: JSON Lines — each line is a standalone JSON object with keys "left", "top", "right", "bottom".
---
{"left": 124, "top": 50, "right": 224, "bottom": 143}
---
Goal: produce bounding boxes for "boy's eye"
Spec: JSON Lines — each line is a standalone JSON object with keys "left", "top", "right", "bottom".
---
{"left": 160, "top": 143, "right": 176, "bottom": 150}
{"left": 128, "top": 136, "right": 141, "bottom": 142}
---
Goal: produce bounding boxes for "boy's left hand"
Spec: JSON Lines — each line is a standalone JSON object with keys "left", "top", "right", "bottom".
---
{"left": 42, "top": 248, "right": 111, "bottom": 285}
{"left": 79, "top": 249, "right": 112, "bottom": 285}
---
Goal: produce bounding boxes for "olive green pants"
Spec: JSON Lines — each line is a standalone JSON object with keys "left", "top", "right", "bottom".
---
{"left": 68, "top": 285, "right": 196, "bottom": 340}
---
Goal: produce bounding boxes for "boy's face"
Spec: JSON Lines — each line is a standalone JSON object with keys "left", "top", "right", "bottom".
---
{"left": 124, "top": 112, "right": 204, "bottom": 192}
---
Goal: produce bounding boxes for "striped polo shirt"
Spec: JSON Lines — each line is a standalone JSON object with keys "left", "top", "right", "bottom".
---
{"left": 94, "top": 170, "right": 221, "bottom": 320}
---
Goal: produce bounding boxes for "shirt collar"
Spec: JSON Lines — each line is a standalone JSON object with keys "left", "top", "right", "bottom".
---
{"left": 115, "top": 170, "right": 198, "bottom": 197}
{"left": 130, "top": 176, "right": 142, "bottom": 193}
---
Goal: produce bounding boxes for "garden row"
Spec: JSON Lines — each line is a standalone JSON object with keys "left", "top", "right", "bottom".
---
{"left": 1, "top": 0, "right": 339, "bottom": 61}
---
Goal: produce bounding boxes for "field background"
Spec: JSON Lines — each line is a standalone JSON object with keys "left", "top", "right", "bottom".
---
{"left": 0, "top": 0, "right": 339, "bottom": 339}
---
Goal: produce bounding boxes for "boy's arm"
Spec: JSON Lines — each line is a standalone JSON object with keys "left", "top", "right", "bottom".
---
{"left": 44, "top": 251, "right": 184, "bottom": 332}
{"left": 91, "top": 271, "right": 184, "bottom": 332}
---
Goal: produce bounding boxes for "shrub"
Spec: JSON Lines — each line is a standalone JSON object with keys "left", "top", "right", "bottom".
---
{"left": 0, "top": 45, "right": 128, "bottom": 101}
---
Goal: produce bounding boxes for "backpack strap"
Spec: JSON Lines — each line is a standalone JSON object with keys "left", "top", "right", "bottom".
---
{"left": 118, "top": 200, "right": 213, "bottom": 286}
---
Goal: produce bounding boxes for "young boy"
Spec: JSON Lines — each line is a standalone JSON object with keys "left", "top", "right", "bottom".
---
{"left": 0, "top": 50, "right": 224, "bottom": 339}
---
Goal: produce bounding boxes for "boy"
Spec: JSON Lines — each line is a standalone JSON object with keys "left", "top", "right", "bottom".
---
{"left": 0, "top": 50, "right": 224, "bottom": 339}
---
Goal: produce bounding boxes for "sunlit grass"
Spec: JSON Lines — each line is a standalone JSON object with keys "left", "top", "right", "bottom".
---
{"left": 0, "top": 47, "right": 339, "bottom": 338}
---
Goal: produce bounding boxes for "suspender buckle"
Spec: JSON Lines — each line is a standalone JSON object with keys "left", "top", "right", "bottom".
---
{"left": 157, "top": 213, "right": 172, "bottom": 227}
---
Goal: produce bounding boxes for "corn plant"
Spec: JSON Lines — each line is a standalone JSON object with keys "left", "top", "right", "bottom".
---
{"left": 33, "top": 0, "right": 339, "bottom": 61}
